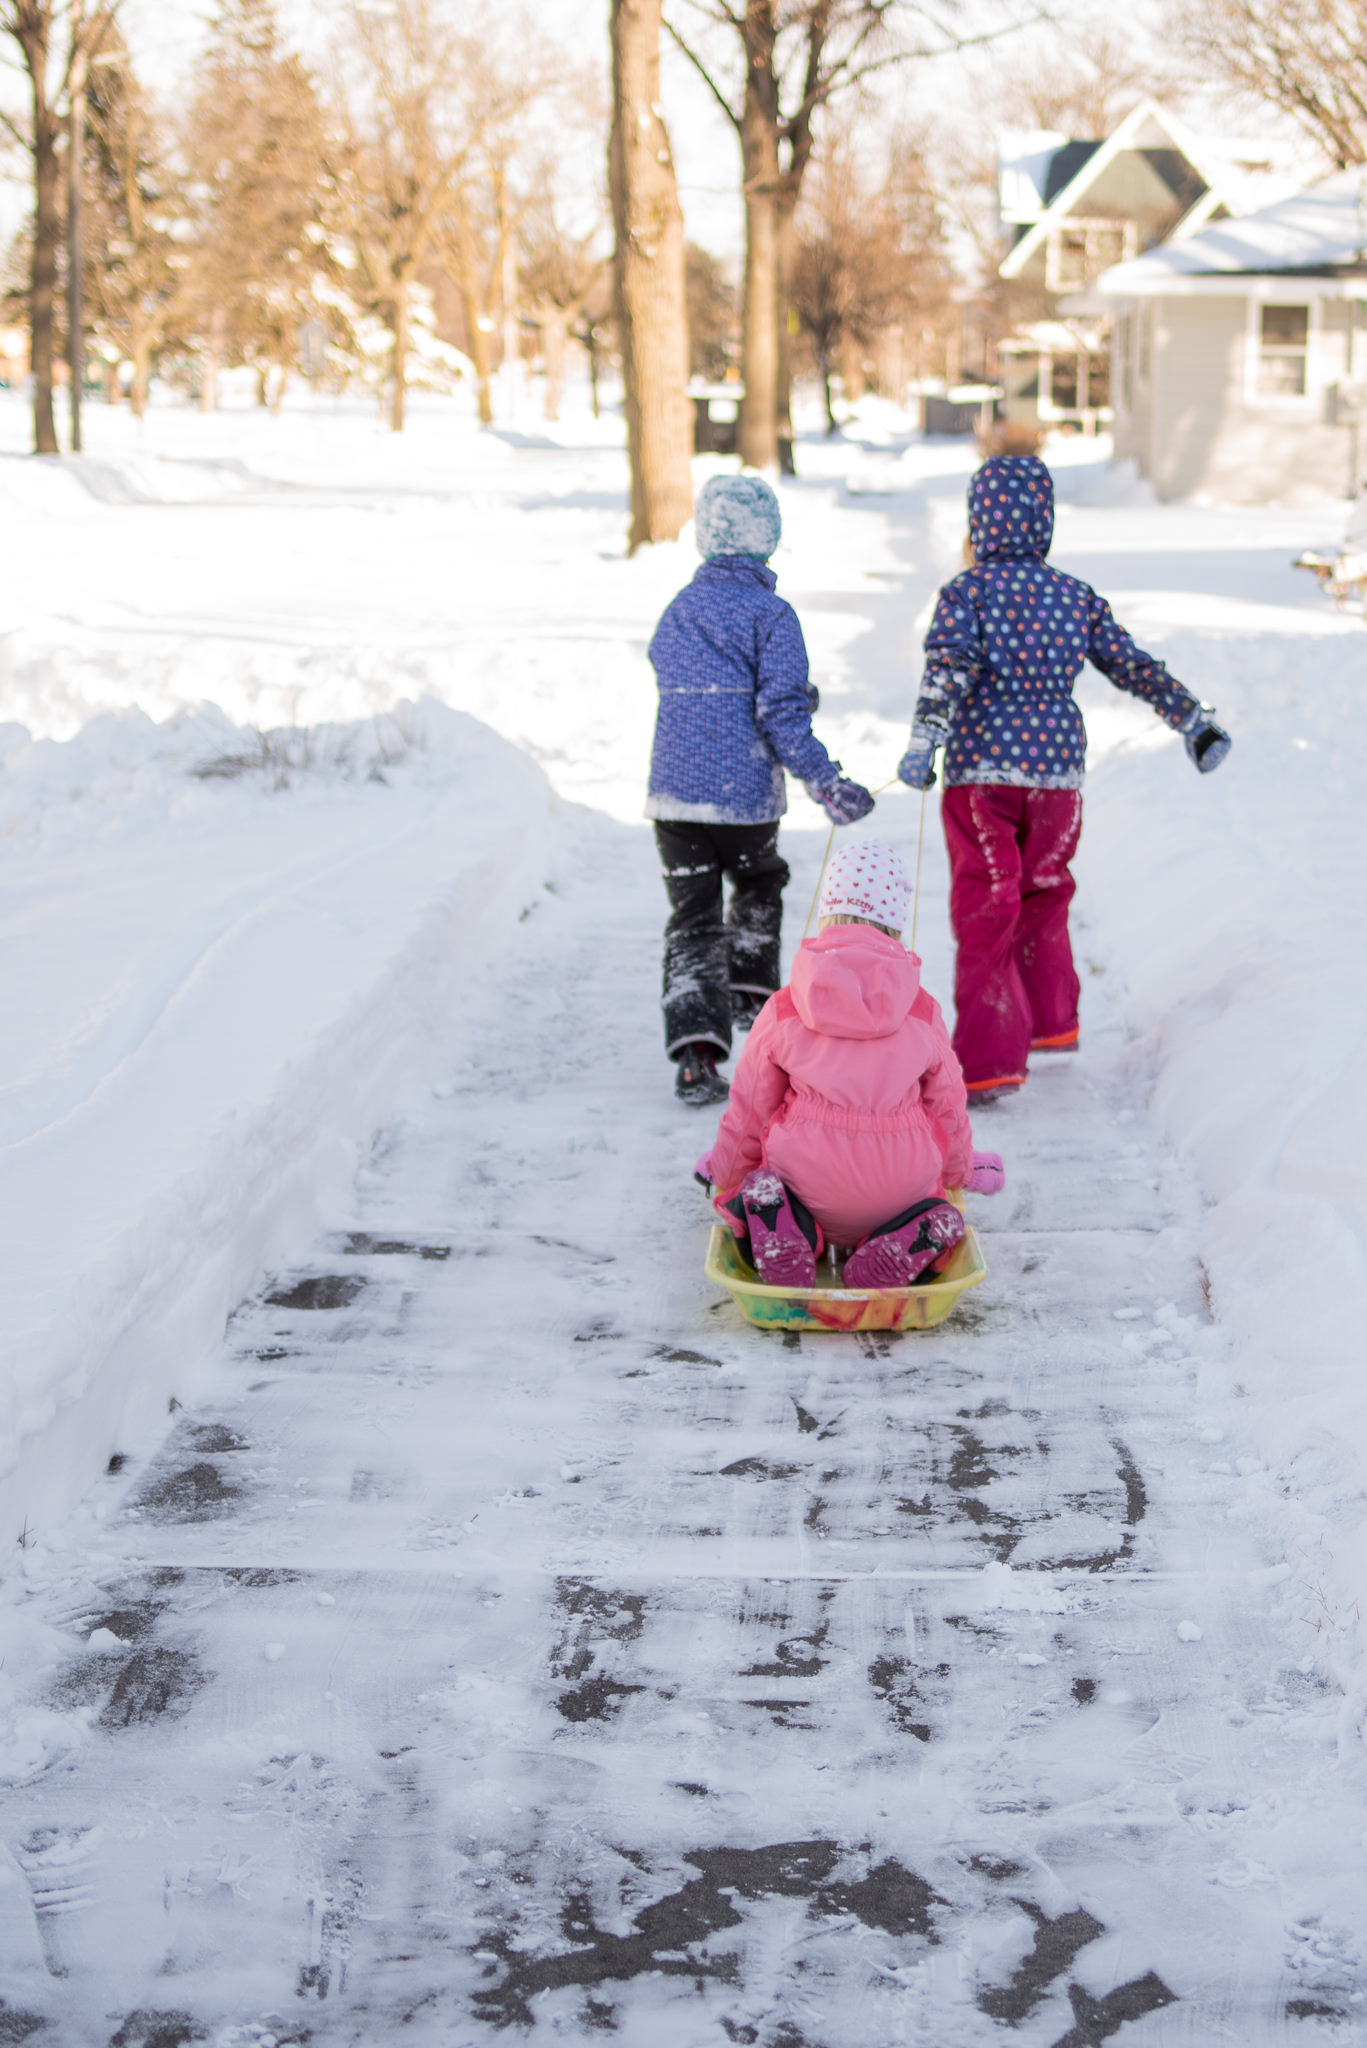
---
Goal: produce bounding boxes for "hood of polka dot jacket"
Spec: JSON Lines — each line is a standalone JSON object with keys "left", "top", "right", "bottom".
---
{"left": 645, "top": 557, "right": 839, "bottom": 824}
{"left": 912, "top": 455, "right": 1201, "bottom": 789}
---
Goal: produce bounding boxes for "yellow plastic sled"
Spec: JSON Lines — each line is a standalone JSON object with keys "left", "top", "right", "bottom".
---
{"left": 704, "top": 1199, "right": 987, "bottom": 1335}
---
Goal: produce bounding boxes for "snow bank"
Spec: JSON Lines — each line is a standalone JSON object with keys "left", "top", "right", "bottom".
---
{"left": 0, "top": 699, "right": 551, "bottom": 1550}
{"left": 1076, "top": 616, "right": 1367, "bottom": 1692}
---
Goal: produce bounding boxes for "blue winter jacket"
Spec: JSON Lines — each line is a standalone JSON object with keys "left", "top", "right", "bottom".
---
{"left": 646, "top": 556, "right": 839, "bottom": 824}
{"left": 913, "top": 456, "right": 1201, "bottom": 789}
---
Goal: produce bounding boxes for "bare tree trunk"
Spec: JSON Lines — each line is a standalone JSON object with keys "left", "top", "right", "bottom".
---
{"left": 540, "top": 306, "right": 568, "bottom": 422}
{"left": 469, "top": 317, "right": 493, "bottom": 424}
{"left": 129, "top": 335, "right": 149, "bottom": 415}
{"left": 738, "top": 1, "right": 780, "bottom": 471}
{"left": 585, "top": 328, "right": 600, "bottom": 418}
{"left": 493, "top": 166, "right": 519, "bottom": 419}
{"left": 390, "top": 282, "right": 409, "bottom": 433}
{"left": 841, "top": 330, "right": 865, "bottom": 404}
{"left": 30, "top": 73, "right": 60, "bottom": 454}
{"left": 775, "top": 195, "right": 797, "bottom": 473}
{"left": 67, "top": 41, "right": 85, "bottom": 454}
{"left": 609, "top": 0, "right": 692, "bottom": 553}
{"left": 819, "top": 344, "right": 837, "bottom": 435}
{"left": 500, "top": 244, "right": 518, "bottom": 417}
{"left": 455, "top": 192, "right": 494, "bottom": 425}
{"left": 200, "top": 308, "right": 224, "bottom": 413}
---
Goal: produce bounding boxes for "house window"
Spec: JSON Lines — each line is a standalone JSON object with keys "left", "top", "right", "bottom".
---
{"left": 1049, "top": 352, "right": 1079, "bottom": 410}
{"left": 1256, "top": 304, "right": 1309, "bottom": 396}
{"left": 1046, "top": 219, "right": 1137, "bottom": 292}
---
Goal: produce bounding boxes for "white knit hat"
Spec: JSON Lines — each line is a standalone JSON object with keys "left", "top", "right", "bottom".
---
{"left": 818, "top": 840, "right": 911, "bottom": 933}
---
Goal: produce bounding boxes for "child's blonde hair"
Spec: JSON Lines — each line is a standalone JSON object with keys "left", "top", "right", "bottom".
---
{"left": 819, "top": 911, "right": 902, "bottom": 940}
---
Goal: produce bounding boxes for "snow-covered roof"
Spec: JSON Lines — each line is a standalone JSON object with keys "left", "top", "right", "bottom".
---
{"left": 997, "top": 319, "right": 1103, "bottom": 354}
{"left": 998, "top": 131, "right": 1098, "bottom": 227}
{"left": 1094, "top": 164, "right": 1367, "bottom": 294}
{"left": 998, "top": 100, "right": 1310, "bottom": 284}
{"left": 1189, "top": 135, "right": 1317, "bottom": 220}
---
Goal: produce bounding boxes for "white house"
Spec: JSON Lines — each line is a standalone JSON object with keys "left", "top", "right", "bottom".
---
{"left": 1083, "top": 166, "right": 1367, "bottom": 503}
{"left": 995, "top": 101, "right": 1299, "bottom": 435}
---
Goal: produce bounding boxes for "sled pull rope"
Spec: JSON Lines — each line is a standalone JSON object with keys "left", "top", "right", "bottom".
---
{"left": 909, "top": 783, "right": 929, "bottom": 955}
{"left": 801, "top": 776, "right": 901, "bottom": 940}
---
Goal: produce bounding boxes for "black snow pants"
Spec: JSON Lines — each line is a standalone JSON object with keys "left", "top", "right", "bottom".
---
{"left": 654, "top": 820, "right": 790, "bottom": 1060}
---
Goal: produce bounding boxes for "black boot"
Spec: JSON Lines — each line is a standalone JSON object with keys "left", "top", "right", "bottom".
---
{"left": 730, "top": 987, "right": 771, "bottom": 1031}
{"left": 675, "top": 1042, "right": 729, "bottom": 1106}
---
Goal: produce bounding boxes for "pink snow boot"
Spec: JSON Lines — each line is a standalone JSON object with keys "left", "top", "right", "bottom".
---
{"left": 735, "top": 1168, "right": 823, "bottom": 1288}
{"left": 842, "top": 1197, "right": 965, "bottom": 1290}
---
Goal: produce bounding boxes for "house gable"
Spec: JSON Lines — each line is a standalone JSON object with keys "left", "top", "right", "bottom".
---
{"left": 1000, "top": 101, "right": 1219, "bottom": 286}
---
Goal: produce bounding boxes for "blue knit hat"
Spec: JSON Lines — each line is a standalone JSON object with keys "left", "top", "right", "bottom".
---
{"left": 695, "top": 473, "right": 782, "bottom": 561}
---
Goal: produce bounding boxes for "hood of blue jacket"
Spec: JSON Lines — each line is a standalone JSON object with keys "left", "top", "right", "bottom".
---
{"left": 967, "top": 456, "right": 1054, "bottom": 562}
{"left": 694, "top": 555, "right": 778, "bottom": 593}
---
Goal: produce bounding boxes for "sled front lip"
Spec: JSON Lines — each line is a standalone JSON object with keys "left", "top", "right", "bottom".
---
{"left": 704, "top": 1219, "right": 988, "bottom": 1333}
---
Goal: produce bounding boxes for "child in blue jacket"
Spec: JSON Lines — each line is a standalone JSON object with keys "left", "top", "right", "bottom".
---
{"left": 647, "top": 473, "right": 874, "bottom": 1105}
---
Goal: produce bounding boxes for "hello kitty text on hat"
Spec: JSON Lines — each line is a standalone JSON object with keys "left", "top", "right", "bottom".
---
{"left": 818, "top": 841, "right": 911, "bottom": 933}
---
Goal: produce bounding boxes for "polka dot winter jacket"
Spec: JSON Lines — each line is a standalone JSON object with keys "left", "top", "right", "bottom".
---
{"left": 645, "top": 556, "right": 840, "bottom": 824}
{"left": 913, "top": 456, "right": 1201, "bottom": 790}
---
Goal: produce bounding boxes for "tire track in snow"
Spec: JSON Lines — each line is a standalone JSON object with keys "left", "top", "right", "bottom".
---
{"left": 3, "top": 805, "right": 1367, "bottom": 2045}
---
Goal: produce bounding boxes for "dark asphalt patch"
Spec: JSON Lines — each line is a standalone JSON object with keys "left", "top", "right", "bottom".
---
{"left": 471, "top": 1840, "right": 944, "bottom": 2031}
{"left": 978, "top": 1902, "right": 1105, "bottom": 2022}
{"left": 264, "top": 1274, "right": 366, "bottom": 1311}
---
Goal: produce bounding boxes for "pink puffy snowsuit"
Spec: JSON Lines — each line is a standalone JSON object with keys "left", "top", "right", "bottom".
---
{"left": 708, "top": 924, "right": 975, "bottom": 1249}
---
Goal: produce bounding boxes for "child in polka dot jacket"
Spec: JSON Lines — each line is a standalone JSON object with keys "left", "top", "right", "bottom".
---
{"left": 897, "top": 455, "right": 1231, "bottom": 1104}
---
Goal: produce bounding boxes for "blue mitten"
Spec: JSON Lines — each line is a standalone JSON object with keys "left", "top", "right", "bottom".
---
{"left": 808, "top": 775, "right": 875, "bottom": 825}
{"left": 897, "top": 738, "right": 937, "bottom": 789}
{"left": 1184, "top": 718, "right": 1231, "bottom": 774}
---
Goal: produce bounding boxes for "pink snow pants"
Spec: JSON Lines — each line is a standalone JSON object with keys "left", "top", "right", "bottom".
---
{"left": 942, "top": 784, "right": 1083, "bottom": 1093}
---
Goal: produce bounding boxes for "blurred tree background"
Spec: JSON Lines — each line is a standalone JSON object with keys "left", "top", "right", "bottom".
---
{"left": 0, "top": 0, "right": 1347, "bottom": 551}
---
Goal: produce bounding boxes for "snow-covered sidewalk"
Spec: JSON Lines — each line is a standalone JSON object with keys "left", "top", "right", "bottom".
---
{"left": 2, "top": 795, "right": 1363, "bottom": 2043}
{"left": 2, "top": 393, "right": 1367, "bottom": 2040}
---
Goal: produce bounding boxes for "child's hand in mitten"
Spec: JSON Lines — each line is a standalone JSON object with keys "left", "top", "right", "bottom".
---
{"left": 808, "top": 775, "right": 875, "bottom": 824}
{"left": 965, "top": 1150, "right": 1005, "bottom": 1194}
{"left": 693, "top": 1151, "right": 715, "bottom": 1191}
{"left": 1181, "top": 706, "right": 1231, "bottom": 774}
{"left": 897, "top": 738, "right": 937, "bottom": 789}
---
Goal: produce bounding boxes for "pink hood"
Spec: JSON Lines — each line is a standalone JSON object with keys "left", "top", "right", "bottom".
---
{"left": 789, "top": 926, "right": 922, "bottom": 1039}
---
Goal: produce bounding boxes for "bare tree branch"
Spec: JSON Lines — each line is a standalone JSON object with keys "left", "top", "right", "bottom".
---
{"left": 1170, "top": 0, "right": 1367, "bottom": 169}
{"left": 663, "top": 16, "right": 742, "bottom": 129}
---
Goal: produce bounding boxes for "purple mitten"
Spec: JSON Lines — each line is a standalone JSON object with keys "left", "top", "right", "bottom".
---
{"left": 694, "top": 1151, "right": 715, "bottom": 1191}
{"left": 805, "top": 774, "right": 875, "bottom": 825}
{"left": 966, "top": 1150, "right": 1005, "bottom": 1195}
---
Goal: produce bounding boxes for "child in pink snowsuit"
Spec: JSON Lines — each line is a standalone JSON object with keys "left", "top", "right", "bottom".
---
{"left": 896, "top": 456, "right": 1232, "bottom": 1103}
{"left": 697, "top": 842, "right": 1004, "bottom": 1290}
